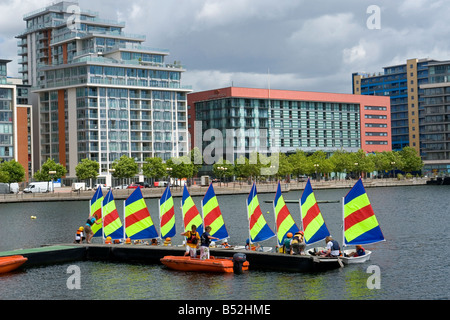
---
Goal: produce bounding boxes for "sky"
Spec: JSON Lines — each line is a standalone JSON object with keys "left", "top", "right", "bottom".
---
{"left": 1, "top": 0, "right": 449, "bottom": 94}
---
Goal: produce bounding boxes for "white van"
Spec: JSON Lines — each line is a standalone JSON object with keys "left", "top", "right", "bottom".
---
{"left": 72, "top": 182, "right": 86, "bottom": 191}
{"left": 23, "top": 182, "right": 54, "bottom": 193}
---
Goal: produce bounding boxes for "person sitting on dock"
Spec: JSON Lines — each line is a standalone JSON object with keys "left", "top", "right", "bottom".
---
{"left": 282, "top": 232, "right": 293, "bottom": 254}
{"left": 290, "top": 231, "right": 306, "bottom": 255}
{"left": 347, "top": 245, "right": 365, "bottom": 257}
{"left": 74, "top": 227, "right": 84, "bottom": 244}
{"left": 163, "top": 237, "right": 172, "bottom": 246}
{"left": 200, "top": 226, "right": 219, "bottom": 260}
{"left": 181, "top": 224, "right": 200, "bottom": 258}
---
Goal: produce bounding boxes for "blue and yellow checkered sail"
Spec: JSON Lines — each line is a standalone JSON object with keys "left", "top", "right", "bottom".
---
{"left": 300, "top": 179, "right": 330, "bottom": 244}
{"left": 90, "top": 187, "right": 103, "bottom": 238}
{"left": 343, "top": 179, "right": 384, "bottom": 245}
{"left": 273, "top": 182, "right": 299, "bottom": 246}
{"left": 247, "top": 183, "right": 275, "bottom": 243}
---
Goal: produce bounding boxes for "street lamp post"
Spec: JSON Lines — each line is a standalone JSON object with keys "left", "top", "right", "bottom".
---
{"left": 391, "top": 161, "right": 396, "bottom": 179}
{"left": 49, "top": 171, "right": 56, "bottom": 193}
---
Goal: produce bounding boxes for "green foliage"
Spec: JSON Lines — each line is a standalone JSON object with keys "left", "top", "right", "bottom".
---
{"left": 0, "top": 160, "right": 25, "bottom": 183}
{"left": 143, "top": 157, "right": 167, "bottom": 180}
{"left": 34, "top": 159, "right": 67, "bottom": 181}
{"left": 111, "top": 155, "right": 138, "bottom": 180}
{"left": 75, "top": 159, "right": 99, "bottom": 181}
{"left": 167, "top": 156, "right": 194, "bottom": 180}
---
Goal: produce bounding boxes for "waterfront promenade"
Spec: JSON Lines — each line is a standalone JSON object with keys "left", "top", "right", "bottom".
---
{"left": 0, "top": 178, "right": 428, "bottom": 204}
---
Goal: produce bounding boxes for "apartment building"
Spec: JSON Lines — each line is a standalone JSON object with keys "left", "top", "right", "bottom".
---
{"left": 420, "top": 60, "right": 450, "bottom": 175}
{"left": 0, "top": 59, "right": 33, "bottom": 182}
{"left": 188, "top": 87, "right": 391, "bottom": 160}
{"left": 352, "top": 58, "right": 436, "bottom": 153}
{"left": 17, "top": 1, "right": 191, "bottom": 184}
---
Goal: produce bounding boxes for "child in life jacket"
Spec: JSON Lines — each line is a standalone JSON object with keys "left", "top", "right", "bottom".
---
{"left": 181, "top": 224, "right": 200, "bottom": 258}
{"left": 74, "top": 227, "right": 84, "bottom": 243}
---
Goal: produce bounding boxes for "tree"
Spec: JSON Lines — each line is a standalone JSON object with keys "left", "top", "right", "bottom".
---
{"left": 143, "top": 157, "right": 167, "bottom": 183}
{"left": 329, "top": 150, "right": 352, "bottom": 179}
{"left": 34, "top": 159, "right": 67, "bottom": 181}
{"left": 167, "top": 156, "right": 194, "bottom": 184}
{"left": 0, "top": 160, "right": 25, "bottom": 184}
{"left": 399, "top": 147, "right": 424, "bottom": 173}
{"left": 75, "top": 159, "right": 99, "bottom": 186}
{"left": 212, "top": 158, "right": 234, "bottom": 184}
{"left": 111, "top": 155, "right": 138, "bottom": 183}
{"left": 289, "top": 151, "right": 309, "bottom": 180}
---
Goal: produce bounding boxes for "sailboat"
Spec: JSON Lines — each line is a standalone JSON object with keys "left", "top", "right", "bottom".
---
{"left": 159, "top": 185, "right": 176, "bottom": 240}
{"left": 90, "top": 187, "right": 103, "bottom": 239}
{"left": 102, "top": 190, "right": 124, "bottom": 241}
{"left": 300, "top": 179, "right": 330, "bottom": 245}
{"left": 201, "top": 183, "right": 229, "bottom": 241}
{"left": 247, "top": 183, "right": 275, "bottom": 252}
{"left": 273, "top": 182, "right": 300, "bottom": 250}
{"left": 124, "top": 187, "right": 159, "bottom": 240}
{"left": 341, "top": 178, "right": 385, "bottom": 264}
{"left": 181, "top": 184, "right": 203, "bottom": 235}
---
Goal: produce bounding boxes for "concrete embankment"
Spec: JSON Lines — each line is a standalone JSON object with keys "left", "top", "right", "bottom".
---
{"left": 0, "top": 244, "right": 341, "bottom": 273}
{"left": 0, "top": 178, "right": 428, "bottom": 204}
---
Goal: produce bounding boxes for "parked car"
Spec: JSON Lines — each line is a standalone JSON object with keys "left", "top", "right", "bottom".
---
{"left": 94, "top": 184, "right": 110, "bottom": 191}
{"left": 127, "top": 183, "right": 143, "bottom": 189}
{"left": 114, "top": 184, "right": 128, "bottom": 189}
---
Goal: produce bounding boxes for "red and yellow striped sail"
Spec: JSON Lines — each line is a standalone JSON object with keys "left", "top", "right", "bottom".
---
{"left": 344, "top": 179, "right": 384, "bottom": 245}
{"left": 125, "top": 188, "right": 158, "bottom": 239}
{"left": 202, "top": 183, "right": 228, "bottom": 240}
{"left": 181, "top": 185, "right": 203, "bottom": 235}
{"left": 159, "top": 185, "right": 176, "bottom": 239}
{"left": 90, "top": 187, "right": 103, "bottom": 238}
{"left": 274, "top": 182, "right": 299, "bottom": 245}
{"left": 300, "top": 179, "right": 330, "bottom": 244}
{"left": 247, "top": 183, "right": 275, "bottom": 243}
{"left": 102, "top": 190, "right": 124, "bottom": 240}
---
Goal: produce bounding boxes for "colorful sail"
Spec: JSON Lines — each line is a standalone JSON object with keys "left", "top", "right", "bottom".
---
{"left": 181, "top": 185, "right": 203, "bottom": 235}
{"left": 247, "top": 183, "right": 275, "bottom": 243}
{"left": 102, "top": 190, "right": 124, "bottom": 240}
{"left": 159, "top": 185, "right": 176, "bottom": 239}
{"left": 90, "top": 187, "right": 103, "bottom": 238}
{"left": 273, "top": 182, "right": 299, "bottom": 245}
{"left": 124, "top": 188, "right": 158, "bottom": 240}
{"left": 300, "top": 179, "right": 330, "bottom": 244}
{"left": 202, "top": 183, "right": 228, "bottom": 240}
{"left": 343, "top": 179, "right": 385, "bottom": 245}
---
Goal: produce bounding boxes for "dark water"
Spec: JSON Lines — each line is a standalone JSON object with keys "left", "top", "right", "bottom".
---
{"left": 1, "top": 185, "right": 449, "bottom": 300}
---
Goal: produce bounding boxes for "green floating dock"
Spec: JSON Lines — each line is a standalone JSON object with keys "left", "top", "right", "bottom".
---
{"left": 0, "top": 244, "right": 342, "bottom": 273}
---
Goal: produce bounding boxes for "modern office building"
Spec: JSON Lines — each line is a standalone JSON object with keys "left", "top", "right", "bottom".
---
{"left": 17, "top": 1, "right": 191, "bottom": 184}
{"left": 0, "top": 59, "right": 33, "bottom": 182}
{"left": 420, "top": 60, "right": 450, "bottom": 175}
{"left": 352, "top": 58, "right": 436, "bottom": 153}
{"left": 188, "top": 87, "right": 391, "bottom": 161}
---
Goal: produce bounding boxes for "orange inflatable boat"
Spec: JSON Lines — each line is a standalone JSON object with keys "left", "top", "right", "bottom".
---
{"left": 0, "top": 255, "right": 28, "bottom": 274}
{"left": 161, "top": 254, "right": 249, "bottom": 274}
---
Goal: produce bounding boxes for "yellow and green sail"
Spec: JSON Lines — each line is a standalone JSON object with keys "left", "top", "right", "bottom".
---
{"left": 125, "top": 188, "right": 158, "bottom": 240}
{"left": 344, "top": 179, "right": 384, "bottom": 245}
